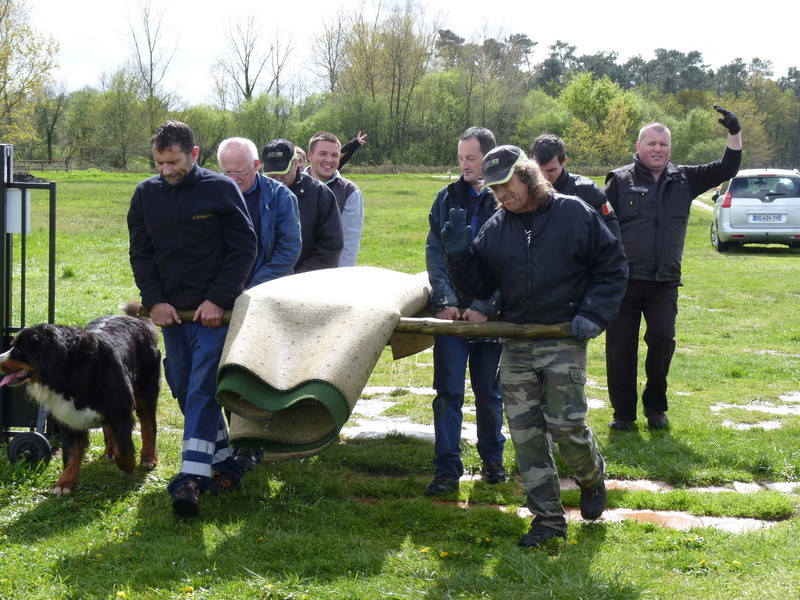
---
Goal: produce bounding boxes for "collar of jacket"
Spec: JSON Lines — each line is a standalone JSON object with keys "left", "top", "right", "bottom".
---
{"left": 449, "top": 174, "right": 491, "bottom": 201}
{"left": 553, "top": 167, "right": 570, "bottom": 193}
{"left": 632, "top": 155, "right": 681, "bottom": 184}
{"left": 163, "top": 161, "right": 200, "bottom": 189}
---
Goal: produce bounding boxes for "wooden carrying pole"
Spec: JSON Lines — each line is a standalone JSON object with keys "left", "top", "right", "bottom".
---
{"left": 394, "top": 317, "right": 572, "bottom": 339}
{"left": 139, "top": 308, "right": 572, "bottom": 340}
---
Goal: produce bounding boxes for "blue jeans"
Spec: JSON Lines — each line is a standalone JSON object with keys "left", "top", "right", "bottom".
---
{"left": 162, "top": 322, "right": 241, "bottom": 495}
{"left": 431, "top": 335, "right": 505, "bottom": 479}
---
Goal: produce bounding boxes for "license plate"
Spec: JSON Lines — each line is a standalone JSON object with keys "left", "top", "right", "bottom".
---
{"left": 749, "top": 214, "right": 785, "bottom": 223}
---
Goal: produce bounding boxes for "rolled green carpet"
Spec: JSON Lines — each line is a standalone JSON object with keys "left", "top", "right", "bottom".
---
{"left": 216, "top": 267, "right": 431, "bottom": 460}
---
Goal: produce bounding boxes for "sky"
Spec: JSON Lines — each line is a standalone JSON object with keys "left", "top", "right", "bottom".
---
{"left": 29, "top": 0, "right": 800, "bottom": 106}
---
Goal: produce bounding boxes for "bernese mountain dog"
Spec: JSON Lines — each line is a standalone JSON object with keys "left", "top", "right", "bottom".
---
{"left": 0, "top": 305, "right": 160, "bottom": 494}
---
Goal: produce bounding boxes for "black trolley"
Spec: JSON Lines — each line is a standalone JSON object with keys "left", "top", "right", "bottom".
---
{"left": 0, "top": 143, "right": 58, "bottom": 464}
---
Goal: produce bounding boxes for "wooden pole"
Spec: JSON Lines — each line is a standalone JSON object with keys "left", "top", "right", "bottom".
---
{"left": 394, "top": 317, "right": 572, "bottom": 339}
{"left": 137, "top": 308, "right": 572, "bottom": 340}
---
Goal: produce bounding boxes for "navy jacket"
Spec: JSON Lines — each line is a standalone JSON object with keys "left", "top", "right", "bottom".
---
{"left": 246, "top": 173, "right": 301, "bottom": 287}
{"left": 426, "top": 176, "right": 500, "bottom": 317}
{"left": 128, "top": 163, "right": 257, "bottom": 311}
{"left": 289, "top": 170, "right": 343, "bottom": 272}
{"left": 448, "top": 194, "right": 627, "bottom": 329}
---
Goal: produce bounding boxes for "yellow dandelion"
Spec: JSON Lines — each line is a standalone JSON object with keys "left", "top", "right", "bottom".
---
{"left": 440, "top": 551, "right": 449, "bottom": 558}
{"left": 180, "top": 585, "right": 194, "bottom": 593}
{"left": 569, "top": 540, "right": 578, "bottom": 544}
{"left": 116, "top": 592, "right": 127, "bottom": 598}
{"left": 420, "top": 547, "right": 431, "bottom": 553}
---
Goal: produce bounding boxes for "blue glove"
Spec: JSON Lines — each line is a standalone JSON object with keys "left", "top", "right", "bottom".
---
{"left": 441, "top": 207, "right": 473, "bottom": 260}
{"left": 571, "top": 315, "right": 603, "bottom": 342}
{"left": 714, "top": 105, "right": 741, "bottom": 135}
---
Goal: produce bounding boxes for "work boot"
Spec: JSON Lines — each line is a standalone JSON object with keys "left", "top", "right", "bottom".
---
{"left": 609, "top": 419, "right": 635, "bottom": 431}
{"left": 519, "top": 524, "right": 566, "bottom": 547}
{"left": 233, "top": 448, "right": 262, "bottom": 472}
{"left": 209, "top": 472, "right": 242, "bottom": 496}
{"left": 578, "top": 479, "right": 607, "bottom": 520}
{"left": 645, "top": 411, "right": 669, "bottom": 430}
{"left": 481, "top": 460, "right": 506, "bottom": 484}
{"left": 424, "top": 476, "right": 459, "bottom": 496}
{"left": 172, "top": 479, "right": 200, "bottom": 517}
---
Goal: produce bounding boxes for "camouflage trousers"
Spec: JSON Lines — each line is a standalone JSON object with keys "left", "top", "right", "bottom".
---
{"left": 499, "top": 337, "right": 605, "bottom": 533}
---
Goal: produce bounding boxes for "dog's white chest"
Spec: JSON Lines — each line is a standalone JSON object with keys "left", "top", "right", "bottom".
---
{"left": 28, "top": 383, "right": 103, "bottom": 429}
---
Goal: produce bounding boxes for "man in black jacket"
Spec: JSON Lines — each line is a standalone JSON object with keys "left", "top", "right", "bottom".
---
{"left": 604, "top": 106, "right": 742, "bottom": 431}
{"left": 442, "top": 145, "right": 627, "bottom": 547}
{"left": 531, "top": 134, "right": 620, "bottom": 240}
{"left": 264, "top": 139, "right": 343, "bottom": 273}
{"left": 128, "top": 121, "right": 257, "bottom": 517}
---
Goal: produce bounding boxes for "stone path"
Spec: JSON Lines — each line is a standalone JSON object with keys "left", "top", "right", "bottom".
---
{"left": 343, "top": 386, "right": 800, "bottom": 533}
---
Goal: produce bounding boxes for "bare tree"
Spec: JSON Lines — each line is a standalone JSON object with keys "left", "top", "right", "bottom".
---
{"left": 311, "top": 16, "right": 348, "bottom": 92}
{"left": 213, "top": 14, "right": 272, "bottom": 104}
{"left": 269, "top": 26, "right": 295, "bottom": 99}
{"left": 128, "top": 0, "right": 176, "bottom": 132}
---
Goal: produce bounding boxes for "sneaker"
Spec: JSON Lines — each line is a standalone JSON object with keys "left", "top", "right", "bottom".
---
{"left": 578, "top": 480, "right": 607, "bottom": 520}
{"left": 209, "top": 472, "right": 242, "bottom": 496}
{"left": 424, "top": 476, "right": 459, "bottom": 496}
{"left": 233, "top": 448, "right": 262, "bottom": 472}
{"left": 481, "top": 460, "right": 506, "bottom": 484}
{"left": 646, "top": 412, "right": 669, "bottom": 430}
{"left": 609, "top": 419, "right": 635, "bottom": 431}
{"left": 172, "top": 480, "right": 200, "bottom": 517}
{"left": 519, "top": 524, "right": 566, "bottom": 547}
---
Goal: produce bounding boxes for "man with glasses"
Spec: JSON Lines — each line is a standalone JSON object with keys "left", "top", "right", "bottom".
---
{"left": 217, "top": 137, "right": 302, "bottom": 472}
{"left": 217, "top": 137, "right": 301, "bottom": 287}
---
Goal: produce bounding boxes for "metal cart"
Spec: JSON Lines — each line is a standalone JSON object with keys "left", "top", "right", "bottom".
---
{"left": 0, "top": 143, "right": 58, "bottom": 464}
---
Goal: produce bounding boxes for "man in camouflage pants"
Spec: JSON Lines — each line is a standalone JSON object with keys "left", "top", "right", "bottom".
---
{"left": 441, "top": 145, "right": 627, "bottom": 547}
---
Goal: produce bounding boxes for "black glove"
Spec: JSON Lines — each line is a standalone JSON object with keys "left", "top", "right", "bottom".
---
{"left": 440, "top": 207, "right": 473, "bottom": 260}
{"left": 571, "top": 315, "right": 603, "bottom": 342}
{"left": 714, "top": 105, "right": 741, "bottom": 135}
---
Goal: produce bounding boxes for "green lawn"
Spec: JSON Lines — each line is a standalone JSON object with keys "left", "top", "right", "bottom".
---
{"left": 0, "top": 170, "right": 798, "bottom": 600}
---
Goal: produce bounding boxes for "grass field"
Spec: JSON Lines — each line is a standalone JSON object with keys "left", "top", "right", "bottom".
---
{"left": 0, "top": 170, "right": 798, "bottom": 599}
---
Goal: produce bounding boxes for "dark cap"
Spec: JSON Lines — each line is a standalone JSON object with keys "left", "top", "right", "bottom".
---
{"left": 262, "top": 139, "right": 297, "bottom": 175}
{"left": 481, "top": 145, "right": 528, "bottom": 188}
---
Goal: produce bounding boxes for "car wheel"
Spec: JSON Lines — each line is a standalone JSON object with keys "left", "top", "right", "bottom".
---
{"left": 710, "top": 222, "right": 731, "bottom": 252}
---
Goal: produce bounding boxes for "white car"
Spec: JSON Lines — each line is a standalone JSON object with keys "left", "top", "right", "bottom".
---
{"left": 711, "top": 168, "right": 800, "bottom": 251}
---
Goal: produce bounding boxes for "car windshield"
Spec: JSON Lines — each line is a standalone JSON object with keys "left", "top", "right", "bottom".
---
{"left": 729, "top": 176, "right": 800, "bottom": 199}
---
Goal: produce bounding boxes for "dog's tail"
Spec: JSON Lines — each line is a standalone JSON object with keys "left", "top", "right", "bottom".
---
{"left": 120, "top": 299, "right": 145, "bottom": 318}
{"left": 120, "top": 300, "right": 157, "bottom": 334}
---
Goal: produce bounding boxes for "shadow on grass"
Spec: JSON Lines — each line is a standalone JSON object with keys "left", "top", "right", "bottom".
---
{"left": 30, "top": 437, "right": 641, "bottom": 599}
{"left": 0, "top": 457, "right": 152, "bottom": 542}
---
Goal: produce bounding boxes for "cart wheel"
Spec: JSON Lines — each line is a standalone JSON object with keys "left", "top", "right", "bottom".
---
{"left": 7, "top": 432, "right": 52, "bottom": 464}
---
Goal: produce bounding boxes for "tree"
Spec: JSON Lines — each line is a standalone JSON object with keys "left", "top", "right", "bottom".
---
{"left": 34, "top": 83, "right": 68, "bottom": 160}
{"left": 213, "top": 14, "right": 292, "bottom": 106}
{"left": 311, "top": 16, "right": 348, "bottom": 92}
{"left": 534, "top": 41, "right": 576, "bottom": 95}
{"left": 128, "top": 0, "right": 175, "bottom": 133}
{"left": 97, "top": 68, "right": 146, "bottom": 169}
{"left": 0, "top": 0, "right": 58, "bottom": 144}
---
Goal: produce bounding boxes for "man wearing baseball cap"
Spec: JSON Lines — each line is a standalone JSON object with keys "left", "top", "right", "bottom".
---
{"left": 441, "top": 145, "right": 628, "bottom": 547}
{"left": 263, "top": 139, "right": 343, "bottom": 273}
